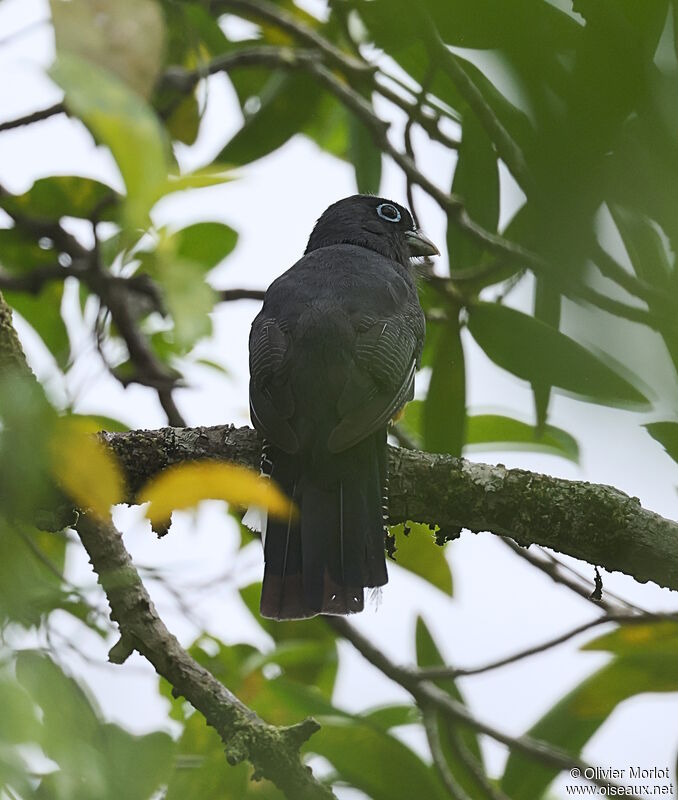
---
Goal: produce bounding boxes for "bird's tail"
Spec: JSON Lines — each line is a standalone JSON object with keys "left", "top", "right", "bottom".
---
{"left": 259, "top": 433, "right": 388, "bottom": 620}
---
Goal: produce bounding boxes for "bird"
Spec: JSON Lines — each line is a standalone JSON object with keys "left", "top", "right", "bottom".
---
{"left": 247, "top": 194, "right": 438, "bottom": 620}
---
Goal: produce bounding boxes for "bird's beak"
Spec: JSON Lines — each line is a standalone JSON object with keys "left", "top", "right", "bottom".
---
{"left": 404, "top": 229, "right": 440, "bottom": 258}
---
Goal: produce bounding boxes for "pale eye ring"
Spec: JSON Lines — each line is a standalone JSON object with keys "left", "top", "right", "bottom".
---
{"left": 376, "top": 203, "right": 401, "bottom": 223}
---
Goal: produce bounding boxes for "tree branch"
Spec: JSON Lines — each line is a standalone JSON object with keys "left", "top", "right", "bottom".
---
{"left": 75, "top": 513, "right": 335, "bottom": 800}
{"left": 0, "top": 290, "right": 34, "bottom": 378}
{"left": 326, "top": 618, "right": 638, "bottom": 797}
{"left": 163, "top": 45, "right": 545, "bottom": 273}
{"left": 0, "top": 189, "right": 186, "bottom": 427}
{"left": 426, "top": 29, "right": 532, "bottom": 195}
{"left": 213, "top": 0, "right": 372, "bottom": 76}
{"left": 0, "top": 102, "right": 66, "bottom": 134}
{"left": 100, "top": 423, "right": 678, "bottom": 592}
{"left": 218, "top": 288, "right": 267, "bottom": 302}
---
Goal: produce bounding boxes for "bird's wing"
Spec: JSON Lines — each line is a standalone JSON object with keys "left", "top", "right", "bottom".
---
{"left": 328, "top": 312, "right": 422, "bottom": 453}
{"left": 249, "top": 316, "right": 299, "bottom": 453}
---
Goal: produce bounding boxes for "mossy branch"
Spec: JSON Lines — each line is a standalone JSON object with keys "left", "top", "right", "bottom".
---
{"left": 102, "top": 423, "right": 678, "bottom": 592}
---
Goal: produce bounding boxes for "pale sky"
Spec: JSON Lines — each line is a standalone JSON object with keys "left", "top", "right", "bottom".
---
{"left": 2, "top": 0, "right": 678, "bottom": 794}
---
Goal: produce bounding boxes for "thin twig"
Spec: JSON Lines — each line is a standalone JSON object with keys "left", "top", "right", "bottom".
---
{"left": 375, "top": 77, "right": 460, "bottom": 151}
{"left": 417, "top": 611, "right": 675, "bottom": 680}
{"left": 537, "top": 548, "right": 650, "bottom": 614}
{"left": 0, "top": 264, "right": 87, "bottom": 292}
{"left": 502, "top": 540, "right": 637, "bottom": 615}
{"left": 158, "top": 389, "right": 186, "bottom": 428}
{"left": 326, "top": 617, "right": 641, "bottom": 798}
{"left": 0, "top": 102, "right": 65, "bottom": 133}
{"left": 218, "top": 288, "right": 266, "bottom": 302}
{"left": 0, "top": 187, "right": 186, "bottom": 426}
{"left": 162, "top": 46, "right": 322, "bottom": 92}
{"left": 425, "top": 24, "right": 532, "bottom": 195}
{"left": 164, "top": 45, "right": 545, "bottom": 272}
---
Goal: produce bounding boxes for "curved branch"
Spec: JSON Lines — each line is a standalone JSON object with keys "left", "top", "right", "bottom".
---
{"left": 75, "top": 513, "right": 335, "bottom": 800}
{"left": 101, "top": 424, "right": 678, "bottom": 592}
{"left": 0, "top": 102, "right": 65, "bottom": 134}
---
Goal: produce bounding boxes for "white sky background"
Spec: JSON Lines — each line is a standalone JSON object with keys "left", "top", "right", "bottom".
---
{"left": 2, "top": 0, "right": 678, "bottom": 794}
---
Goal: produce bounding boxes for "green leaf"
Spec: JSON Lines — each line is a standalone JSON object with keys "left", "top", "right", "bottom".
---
{"left": 0, "top": 518, "right": 65, "bottom": 628}
{"left": 502, "top": 620, "right": 678, "bottom": 799}
{"left": 166, "top": 710, "right": 284, "bottom": 800}
{"left": 249, "top": 674, "right": 346, "bottom": 725}
{"left": 163, "top": 168, "right": 235, "bottom": 195}
{"left": 307, "top": 716, "right": 450, "bottom": 800}
{"left": 174, "top": 221, "right": 239, "bottom": 270}
{"left": 0, "top": 374, "right": 60, "bottom": 525}
{"left": 239, "top": 583, "right": 339, "bottom": 697}
{"left": 166, "top": 91, "right": 201, "bottom": 145}
{"left": 16, "top": 651, "right": 104, "bottom": 800}
{"left": 0, "top": 672, "right": 37, "bottom": 796}
{"left": 644, "top": 421, "right": 678, "bottom": 464}
{"left": 0, "top": 176, "right": 119, "bottom": 222}
{"left": 356, "top": 0, "right": 533, "bottom": 149}
{"left": 5, "top": 284, "right": 70, "bottom": 368}
{"left": 303, "top": 93, "right": 350, "bottom": 159}
{"left": 399, "top": 398, "right": 424, "bottom": 447}
{"left": 240, "top": 582, "right": 337, "bottom": 646}
{"left": 50, "top": 0, "right": 165, "bottom": 98}
{"left": 466, "top": 414, "right": 579, "bottom": 463}
{"left": 423, "top": 320, "right": 466, "bottom": 456}
{"left": 448, "top": 114, "right": 499, "bottom": 272}
{"left": 609, "top": 204, "right": 672, "bottom": 288}
{"left": 19, "top": 649, "right": 174, "bottom": 800}
{"left": 242, "top": 640, "right": 338, "bottom": 697}
{"left": 361, "top": 704, "right": 420, "bottom": 730}
{"left": 390, "top": 522, "right": 453, "bottom": 596}
{"left": 415, "top": 617, "right": 487, "bottom": 799}
{"left": 348, "top": 110, "right": 382, "bottom": 194}
{"left": 51, "top": 54, "right": 169, "bottom": 231}
{"left": 0, "top": 671, "right": 41, "bottom": 744}
{"left": 99, "top": 725, "right": 175, "bottom": 800}
{"left": 218, "top": 72, "right": 322, "bottom": 165}
{"left": 0, "top": 227, "right": 59, "bottom": 273}
{"left": 531, "top": 277, "right": 561, "bottom": 428}
{"left": 424, "top": 0, "right": 580, "bottom": 50}
{"left": 141, "top": 247, "right": 217, "bottom": 351}
{"left": 467, "top": 302, "right": 649, "bottom": 408}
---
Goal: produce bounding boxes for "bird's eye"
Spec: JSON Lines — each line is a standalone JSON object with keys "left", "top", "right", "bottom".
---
{"left": 376, "top": 203, "right": 401, "bottom": 223}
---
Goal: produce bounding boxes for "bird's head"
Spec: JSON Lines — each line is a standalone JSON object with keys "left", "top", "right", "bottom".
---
{"left": 305, "top": 194, "right": 439, "bottom": 266}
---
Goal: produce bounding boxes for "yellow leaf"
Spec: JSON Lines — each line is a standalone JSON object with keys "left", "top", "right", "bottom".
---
{"left": 138, "top": 461, "right": 296, "bottom": 526}
{"left": 49, "top": 417, "right": 125, "bottom": 518}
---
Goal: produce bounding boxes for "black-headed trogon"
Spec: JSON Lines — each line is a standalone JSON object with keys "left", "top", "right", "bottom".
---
{"left": 248, "top": 195, "right": 438, "bottom": 619}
